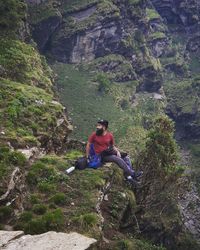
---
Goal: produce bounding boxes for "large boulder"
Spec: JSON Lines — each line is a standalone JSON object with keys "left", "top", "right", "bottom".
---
{"left": 0, "top": 231, "right": 96, "bottom": 250}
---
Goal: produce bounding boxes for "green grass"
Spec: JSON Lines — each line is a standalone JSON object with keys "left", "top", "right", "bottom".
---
{"left": 52, "top": 63, "right": 134, "bottom": 142}
{"left": 0, "top": 39, "right": 52, "bottom": 88}
{"left": 0, "top": 78, "right": 65, "bottom": 147}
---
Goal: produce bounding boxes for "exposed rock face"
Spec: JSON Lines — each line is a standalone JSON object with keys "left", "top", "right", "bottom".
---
{"left": 27, "top": 0, "right": 163, "bottom": 92}
{"left": 32, "top": 14, "right": 62, "bottom": 52}
{"left": 150, "top": 0, "right": 200, "bottom": 28}
{"left": 49, "top": 10, "right": 126, "bottom": 63}
{"left": 0, "top": 231, "right": 96, "bottom": 250}
{"left": 69, "top": 22, "right": 120, "bottom": 63}
{"left": 179, "top": 184, "right": 200, "bottom": 243}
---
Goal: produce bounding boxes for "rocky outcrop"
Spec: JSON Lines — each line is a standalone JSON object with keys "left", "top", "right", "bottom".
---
{"left": 27, "top": 0, "right": 164, "bottom": 92}
{"left": 32, "top": 14, "right": 62, "bottom": 52}
{"left": 0, "top": 231, "right": 96, "bottom": 250}
{"left": 150, "top": 0, "right": 200, "bottom": 28}
{"left": 179, "top": 183, "right": 200, "bottom": 243}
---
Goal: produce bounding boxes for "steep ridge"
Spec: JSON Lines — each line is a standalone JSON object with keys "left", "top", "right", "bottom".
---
{"left": 0, "top": 0, "right": 200, "bottom": 249}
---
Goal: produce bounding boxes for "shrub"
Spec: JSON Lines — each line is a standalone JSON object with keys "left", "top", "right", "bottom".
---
{"left": 18, "top": 211, "right": 33, "bottom": 222}
{"left": 0, "top": 206, "right": 12, "bottom": 222}
{"left": 29, "top": 194, "right": 40, "bottom": 204}
{"left": 43, "top": 209, "right": 65, "bottom": 231}
{"left": 73, "top": 213, "right": 98, "bottom": 229}
{"left": 33, "top": 204, "right": 47, "bottom": 215}
{"left": 8, "top": 151, "right": 26, "bottom": 166}
{"left": 37, "top": 182, "right": 56, "bottom": 193}
{"left": 25, "top": 217, "right": 46, "bottom": 235}
{"left": 96, "top": 73, "right": 111, "bottom": 92}
{"left": 51, "top": 193, "right": 66, "bottom": 205}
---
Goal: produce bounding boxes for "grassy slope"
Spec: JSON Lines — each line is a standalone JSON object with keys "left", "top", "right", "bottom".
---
{"left": 52, "top": 63, "right": 134, "bottom": 143}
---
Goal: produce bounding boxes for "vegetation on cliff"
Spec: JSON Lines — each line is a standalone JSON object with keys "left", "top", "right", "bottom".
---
{"left": 1, "top": 0, "right": 200, "bottom": 249}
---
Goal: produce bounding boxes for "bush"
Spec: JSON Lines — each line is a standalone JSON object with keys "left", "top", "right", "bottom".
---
{"left": 37, "top": 182, "right": 56, "bottom": 193}
{"left": 73, "top": 213, "right": 98, "bottom": 229}
{"left": 0, "top": 206, "right": 12, "bottom": 222}
{"left": 29, "top": 194, "right": 40, "bottom": 204}
{"left": 96, "top": 73, "right": 111, "bottom": 92}
{"left": 25, "top": 217, "right": 46, "bottom": 235}
{"left": 33, "top": 204, "right": 47, "bottom": 215}
{"left": 16, "top": 209, "right": 64, "bottom": 234}
{"left": 43, "top": 209, "right": 65, "bottom": 231}
{"left": 8, "top": 151, "right": 26, "bottom": 166}
{"left": 0, "top": 146, "right": 26, "bottom": 167}
{"left": 51, "top": 193, "right": 66, "bottom": 205}
{"left": 18, "top": 211, "right": 33, "bottom": 222}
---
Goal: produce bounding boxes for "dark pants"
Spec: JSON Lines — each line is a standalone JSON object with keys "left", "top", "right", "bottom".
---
{"left": 102, "top": 155, "right": 135, "bottom": 177}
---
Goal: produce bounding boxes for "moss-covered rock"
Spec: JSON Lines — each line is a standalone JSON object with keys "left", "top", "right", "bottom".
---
{"left": 0, "top": 0, "right": 27, "bottom": 37}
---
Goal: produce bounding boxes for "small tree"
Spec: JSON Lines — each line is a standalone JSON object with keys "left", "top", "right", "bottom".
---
{"left": 136, "top": 116, "right": 186, "bottom": 248}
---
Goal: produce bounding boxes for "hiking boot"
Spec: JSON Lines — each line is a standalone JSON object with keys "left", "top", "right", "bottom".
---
{"left": 134, "top": 171, "right": 143, "bottom": 179}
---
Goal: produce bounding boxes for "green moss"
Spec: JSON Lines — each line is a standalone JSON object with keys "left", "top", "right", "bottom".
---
{"left": 16, "top": 209, "right": 65, "bottom": 234}
{"left": 164, "top": 79, "right": 199, "bottom": 115}
{"left": 0, "top": 77, "right": 66, "bottom": 148}
{"left": 61, "top": 0, "right": 98, "bottom": 14}
{"left": 0, "top": 0, "right": 26, "bottom": 36}
{"left": 0, "top": 146, "right": 26, "bottom": 182}
{"left": 0, "top": 39, "right": 52, "bottom": 88}
{"left": 52, "top": 0, "right": 119, "bottom": 42}
{"left": 146, "top": 8, "right": 160, "bottom": 21}
{"left": 24, "top": 217, "right": 46, "bottom": 234}
{"left": 28, "top": 1, "right": 61, "bottom": 25}
{"left": 64, "top": 150, "right": 83, "bottom": 161}
{"left": 149, "top": 32, "right": 166, "bottom": 41}
{"left": 91, "top": 54, "right": 136, "bottom": 83}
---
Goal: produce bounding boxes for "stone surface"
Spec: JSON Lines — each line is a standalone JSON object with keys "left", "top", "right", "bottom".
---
{"left": 0, "top": 231, "right": 24, "bottom": 248}
{"left": 18, "top": 147, "right": 42, "bottom": 160}
{"left": 179, "top": 183, "right": 200, "bottom": 243}
{"left": 1, "top": 231, "right": 96, "bottom": 250}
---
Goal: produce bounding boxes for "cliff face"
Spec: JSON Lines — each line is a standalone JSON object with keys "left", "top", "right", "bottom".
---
{"left": 149, "top": 0, "right": 200, "bottom": 140}
{"left": 1, "top": 1, "right": 200, "bottom": 249}
{"left": 27, "top": 0, "right": 166, "bottom": 92}
{"left": 27, "top": 0, "right": 200, "bottom": 140}
{"left": 0, "top": 0, "right": 72, "bottom": 237}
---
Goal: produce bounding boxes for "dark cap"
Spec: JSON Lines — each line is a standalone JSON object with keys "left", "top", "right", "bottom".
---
{"left": 97, "top": 119, "right": 109, "bottom": 129}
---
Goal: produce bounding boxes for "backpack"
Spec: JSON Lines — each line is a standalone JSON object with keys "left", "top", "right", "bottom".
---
{"left": 88, "top": 154, "right": 102, "bottom": 169}
{"left": 75, "top": 157, "right": 88, "bottom": 170}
